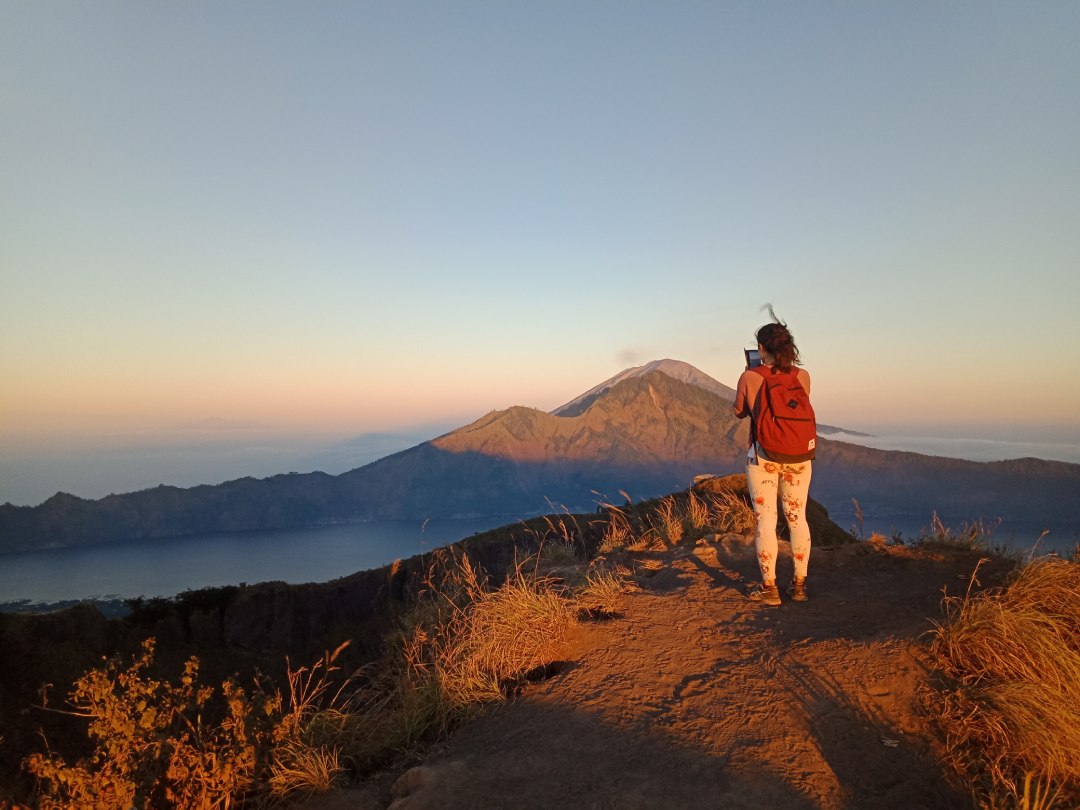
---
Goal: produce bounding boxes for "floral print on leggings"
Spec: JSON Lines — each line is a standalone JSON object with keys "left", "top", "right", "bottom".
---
{"left": 746, "top": 457, "right": 813, "bottom": 583}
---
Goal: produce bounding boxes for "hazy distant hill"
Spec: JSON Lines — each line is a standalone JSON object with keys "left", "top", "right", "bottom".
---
{"left": 1, "top": 365, "right": 1077, "bottom": 553}
{"left": 299, "top": 427, "right": 457, "bottom": 475}
{"left": 810, "top": 443, "right": 1080, "bottom": 532}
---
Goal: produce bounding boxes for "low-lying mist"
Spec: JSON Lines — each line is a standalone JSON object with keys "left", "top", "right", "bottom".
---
{"left": 0, "top": 425, "right": 454, "bottom": 506}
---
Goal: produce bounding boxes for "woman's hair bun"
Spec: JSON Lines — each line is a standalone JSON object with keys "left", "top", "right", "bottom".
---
{"left": 755, "top": 305, "right": 800, "bottom": 367}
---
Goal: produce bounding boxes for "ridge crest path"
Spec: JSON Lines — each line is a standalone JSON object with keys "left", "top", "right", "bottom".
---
{"left": 304, "top": 536, "right": 1016, "bottom": 809}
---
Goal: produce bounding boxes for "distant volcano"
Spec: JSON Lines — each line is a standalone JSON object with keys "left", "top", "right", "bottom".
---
{"left": 551, "top": 359, "right": 737, "bottom": 418}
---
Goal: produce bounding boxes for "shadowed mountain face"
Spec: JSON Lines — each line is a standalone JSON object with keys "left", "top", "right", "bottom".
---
{"left": 1, "top": 367, "right": 1078, "bottom": 553}
{"left": 326, "top": 372, "right": 751, "bottom": 523}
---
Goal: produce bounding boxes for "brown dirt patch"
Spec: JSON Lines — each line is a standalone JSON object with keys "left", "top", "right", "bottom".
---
{"left": 294, "top": 537, "right": 1015, "bottom": 809}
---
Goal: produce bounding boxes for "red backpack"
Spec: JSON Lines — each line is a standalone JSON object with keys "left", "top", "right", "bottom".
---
{"left": 751, "top": 365, "right": 817, "bottom": 463}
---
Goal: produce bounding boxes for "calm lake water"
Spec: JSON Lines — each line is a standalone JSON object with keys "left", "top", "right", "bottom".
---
{"left": 0, "top": 518, "right": 512, "bottom": 607}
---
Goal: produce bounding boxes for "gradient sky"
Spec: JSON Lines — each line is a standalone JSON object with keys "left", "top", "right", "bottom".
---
{"left": 3, "top": 2, "right": 1080, "bottom": 501}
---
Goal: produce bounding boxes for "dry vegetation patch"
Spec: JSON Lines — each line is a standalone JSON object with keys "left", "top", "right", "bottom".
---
{"left": 396, "top": 549, "right": 575, "bottom": 721}
{"left": 20, "top": 546, "right": 592, "bottom": 808}
{"left": 931, "top": 556, "right": 1080, "bottom": 808}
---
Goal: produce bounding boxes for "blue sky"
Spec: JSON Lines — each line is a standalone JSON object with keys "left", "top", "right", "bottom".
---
{"left": 3, "top": 1, "right": 1079, "bottom": 503}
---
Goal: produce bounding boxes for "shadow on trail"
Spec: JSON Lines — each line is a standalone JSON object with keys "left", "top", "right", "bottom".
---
{"left": 392, "top": 699, "right": 821, "bottom": 810}
{"left": 691, "top": 539, "right": 1013, "bottom": 645}
{"left": 775, "top": 656, "right": 963, "bottom": 809}
{"left": 629, "top": 549, "right": 697, "bottom": 593}
{"left": 684, "top": 545, "right": 748, "bottom": 590}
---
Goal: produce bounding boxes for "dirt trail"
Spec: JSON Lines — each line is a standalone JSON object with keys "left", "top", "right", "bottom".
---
{"left": 299, "top": 535, "right": 1014, "bottom": 810}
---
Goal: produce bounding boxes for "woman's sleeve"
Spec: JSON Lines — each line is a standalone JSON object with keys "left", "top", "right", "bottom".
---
{"left": 733, "top": 371, "right": 751, "bottom": 418}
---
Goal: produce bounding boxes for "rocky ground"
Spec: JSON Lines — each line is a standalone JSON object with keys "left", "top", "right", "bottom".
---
{"left": 290, "top": 532, "right": 1017, "bottom": 810}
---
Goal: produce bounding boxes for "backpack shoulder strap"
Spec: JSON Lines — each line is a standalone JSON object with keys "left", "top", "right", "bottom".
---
{"left": 747, "top": 365, "right": 771, "bottom": 446}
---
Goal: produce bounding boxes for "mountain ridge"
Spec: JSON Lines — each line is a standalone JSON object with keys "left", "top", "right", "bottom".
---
{"left": 435, "top": 371, "right": 746, "bottom": 465}
{"left": 1, "top": 364, "right": 1077, "bottom": 553}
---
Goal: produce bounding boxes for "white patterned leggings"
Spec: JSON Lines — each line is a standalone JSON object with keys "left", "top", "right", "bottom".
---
{"left": 746, "top": 456, "right": 813, "bottom": 583}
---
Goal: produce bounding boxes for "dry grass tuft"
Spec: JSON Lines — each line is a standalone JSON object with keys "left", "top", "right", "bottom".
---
{"left": 627, "top": 528, "right": 665, "bottom": 552}
{"left": 651, "top": 496, "right": 685, "bottom": 546}
{"left": 930, "top": 557, "right": 1080, "bottom": 807}
{"left": 867, "top": 532, "right": 890, "bottom": 550}
{"left": 919, "top": 512, "right": 1003, "bottom": 551}
{"left": 705, "top": 490, "right": 756, "bottom": 534}
{"left": 599, "top": 488, "right": 756, "bottom": 555}
{"left": 394, "top": 549, "right": 576, "bottom": 738}
{"left": 685, "top": 490, "right": 710, "bottom": 531}
{"left": 577, "top": 567, "right": 635, "bottom": 618}
{"left": 635, "top": 558, "right": 664, "bottom": 572}
{"left": 525, "top": 513, "right": 587, "bottom": 562}
{"left": 267, "top": 643, "right": 358, "bottom": 799}
{"left": 269, "top": 738, "right": 344, "bottom": 799}
{"left": 537, "top": 538, "right": 580, "bottom": 567}
{"left": 598, "top": 507, "right": 635, "bottom": 553}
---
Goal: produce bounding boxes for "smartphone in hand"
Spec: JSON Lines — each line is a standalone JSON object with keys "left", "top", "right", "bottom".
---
{"left": 744, "top": 348, "right": 762, "bottom": 369}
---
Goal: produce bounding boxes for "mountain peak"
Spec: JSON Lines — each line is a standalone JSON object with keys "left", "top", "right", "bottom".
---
{"left": 552, "top": 359, "right": 736, "bottom": 418}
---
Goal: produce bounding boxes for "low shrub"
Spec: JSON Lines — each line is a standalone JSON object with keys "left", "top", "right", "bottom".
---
{"left": 25, "top": 638, "right": 274, "bottom": 808}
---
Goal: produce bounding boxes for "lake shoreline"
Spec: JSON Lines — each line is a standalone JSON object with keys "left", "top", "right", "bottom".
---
{"left": 0, "top": 517, "right": 515, "bottom": 607}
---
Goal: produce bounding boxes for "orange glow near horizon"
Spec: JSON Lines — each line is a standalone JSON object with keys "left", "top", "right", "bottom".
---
{"left": 4, "top": 337, "right": 1079, "bottom": 441}
{"left": 4, "top": 370, "right": 1078, "bottom": 442}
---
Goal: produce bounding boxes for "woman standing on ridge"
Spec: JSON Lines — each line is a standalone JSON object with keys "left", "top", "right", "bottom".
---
{"left": 732, "top": 308, "right": 817, "bottom": 606}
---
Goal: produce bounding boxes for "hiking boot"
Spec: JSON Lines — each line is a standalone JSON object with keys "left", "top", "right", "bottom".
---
{"left": 748, "top": 582, "right": 782, "bottom": 606}
{"left": 788, "top": 578, "right": 808, "bottom": 602}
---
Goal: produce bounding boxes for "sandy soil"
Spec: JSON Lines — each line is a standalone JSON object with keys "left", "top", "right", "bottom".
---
{"left": 294, "top": 534, "right": 1015, "bottom": 810}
